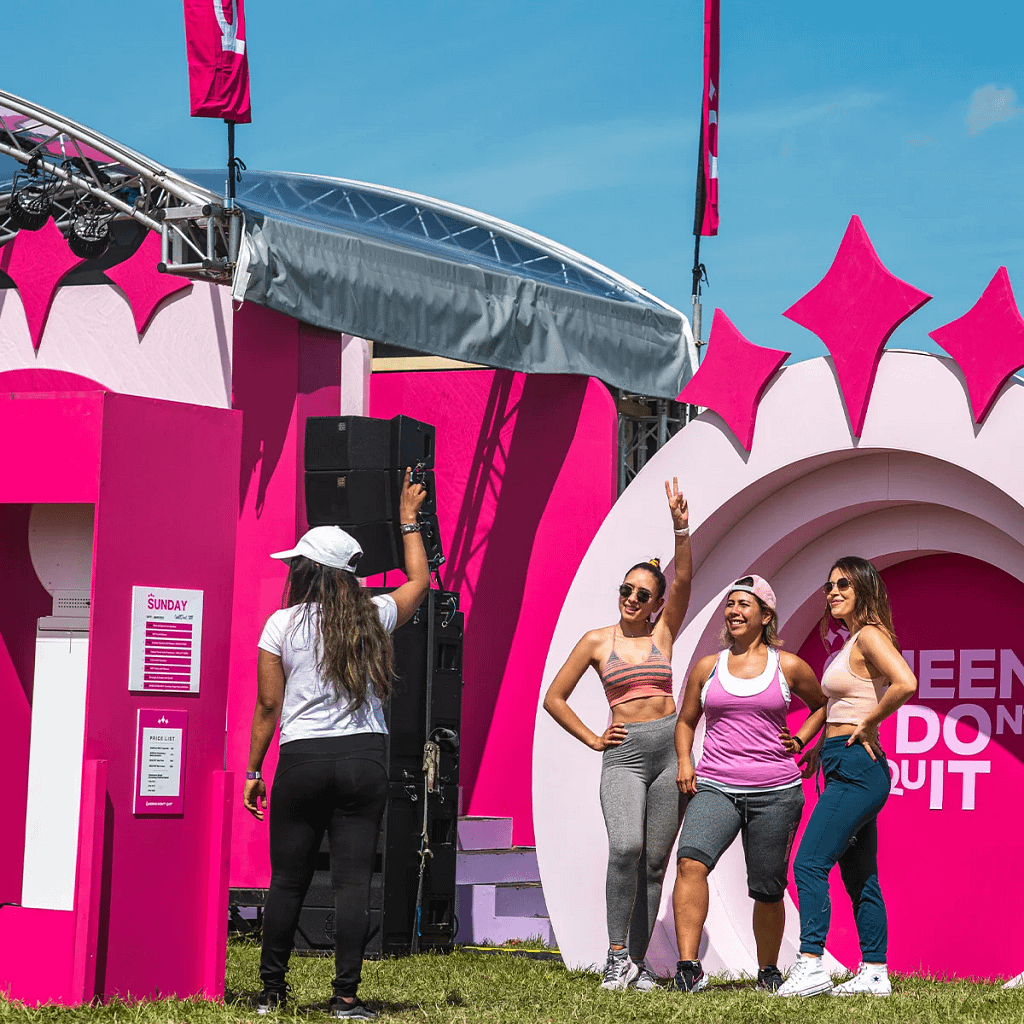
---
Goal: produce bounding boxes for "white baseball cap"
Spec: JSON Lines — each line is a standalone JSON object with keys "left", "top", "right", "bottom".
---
{"left": 270, "top": 526, "right": 363, "bottom": 573}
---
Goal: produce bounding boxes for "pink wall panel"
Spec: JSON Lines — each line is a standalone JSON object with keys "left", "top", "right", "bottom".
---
{"left": 0, "top": 907, "right": 76, "bottom": 1003}
{"left": 83, "top": 393, "right": 241, "bottom": 998}
{"left": 370, "top": 370, "right": 617, "bottom": 845}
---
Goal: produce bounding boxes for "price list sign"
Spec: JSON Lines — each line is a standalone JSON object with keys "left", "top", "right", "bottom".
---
{"left": 128, "top": 586, "right": 204, "bottom": 693}
{"left": 133, "top": 709, "right": 188, "bottom": 815}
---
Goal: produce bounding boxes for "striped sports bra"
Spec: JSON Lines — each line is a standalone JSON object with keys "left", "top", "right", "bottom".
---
{"left": 599, "top": 626, "right": 674, "bottom": 708}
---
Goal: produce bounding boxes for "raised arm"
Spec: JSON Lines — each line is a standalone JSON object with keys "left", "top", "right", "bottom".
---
{"left": 675, "top": 655, "right": 714, "bottom": 794}
{"left": 656, "top": 477, "right": 692, "bottom": 641}
{"left": 388, "top": 468, "right": 430, "bottom": 627}
{"left": 543, "top": 631, "right": 625, "bottom": 751}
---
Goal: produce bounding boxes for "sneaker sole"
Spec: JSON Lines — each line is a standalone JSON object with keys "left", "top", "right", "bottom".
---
{"left": 833, "top": 988, "right": 891, "bottom": 997}
{"left": 601, "top": 963, "right": 640, "bottom": 990}
{"left": 777, "top": 981, "right": 833, "bottom": 997}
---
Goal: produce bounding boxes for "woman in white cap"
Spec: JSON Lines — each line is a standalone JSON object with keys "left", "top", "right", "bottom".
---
{"left": 671, "top": 575, "right": 826, "bottom": 995}
{"left": 243, "top": 470, "right": 428, "bottom": 1020}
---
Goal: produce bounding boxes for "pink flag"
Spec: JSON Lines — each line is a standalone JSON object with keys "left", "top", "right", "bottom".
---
{"left": 183, "top": 0, "right": 251, "bottom": 123}
{"left": 699, "top": 0, "right": 720, "bottom": 236}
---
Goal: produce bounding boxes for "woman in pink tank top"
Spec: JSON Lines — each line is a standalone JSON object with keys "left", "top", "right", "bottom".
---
{"left": 544, "top": 478, "right": 692, "bottom": 991}
{"left": 777, "top": 556, "right": 918, "bottom": 999}
{"left": 670, "top": 575, "right": 826, "bottom": 993}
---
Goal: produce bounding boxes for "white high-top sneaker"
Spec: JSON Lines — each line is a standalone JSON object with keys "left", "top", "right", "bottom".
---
{"left": 775, "top": 955, "right": 833, "bottom": 997}
{"left": 833, "top": 961, "right": 892, "bottom": 997}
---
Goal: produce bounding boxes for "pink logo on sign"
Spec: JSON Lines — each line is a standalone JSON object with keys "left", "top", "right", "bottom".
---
{"left": 792, "top": 553, "right": 1024, "bottom": 979}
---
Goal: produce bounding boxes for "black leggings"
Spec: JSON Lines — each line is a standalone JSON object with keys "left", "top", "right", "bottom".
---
{"left": 259, "top": 734, "right": 388, "bottom": 998}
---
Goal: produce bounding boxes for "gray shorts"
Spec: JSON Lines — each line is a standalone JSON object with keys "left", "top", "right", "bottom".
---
{"left": 676, "top": 781, "right": 804, "bottom": 903}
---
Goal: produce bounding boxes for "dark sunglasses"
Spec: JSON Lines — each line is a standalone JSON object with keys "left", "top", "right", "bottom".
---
{"left": 619, "top": 583, "right": 653, "bottom": 604}
{"left": 822, "top": 577, "right": 853, "bottom": 595}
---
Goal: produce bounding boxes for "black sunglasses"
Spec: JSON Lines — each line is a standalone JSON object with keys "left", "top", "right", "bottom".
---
{"left": 822, "top": 577, "right": 853, "bottom": 595}
{"left": 619, "top": 583, "right": 653, "bottom": 604}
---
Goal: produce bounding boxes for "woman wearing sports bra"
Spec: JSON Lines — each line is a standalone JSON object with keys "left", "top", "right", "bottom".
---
{"left": 544, "top": 478, "right": 692, "bottom": 992}
{"left": 777, "top": 556, "right": 917, "bottom": 999}
{"left": 672, "top": 575, "right": 826, "bottom": 994}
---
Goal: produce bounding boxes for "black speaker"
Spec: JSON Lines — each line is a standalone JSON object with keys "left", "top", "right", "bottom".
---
{"left": 305, "top": 415, "right": 435, "bottom": 472}
{"left": 305, "top": 470, "right": 436, "bottom": 527}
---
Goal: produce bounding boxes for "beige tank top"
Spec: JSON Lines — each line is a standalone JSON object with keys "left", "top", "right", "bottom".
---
{"left": 822, "top": 631, "right": 887, "bottom": 726}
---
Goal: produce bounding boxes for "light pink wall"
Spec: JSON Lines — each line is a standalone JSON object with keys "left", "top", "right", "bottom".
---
{"left": 370, "top": 370, "right": 618, "bottom": 845}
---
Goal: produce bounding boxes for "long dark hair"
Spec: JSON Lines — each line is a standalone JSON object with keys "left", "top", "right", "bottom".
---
{"left": 819, "top": 555, "right": 900, "bottom": 651}
{"left": 283, "top": 555, "right": 395, "bottom": 708}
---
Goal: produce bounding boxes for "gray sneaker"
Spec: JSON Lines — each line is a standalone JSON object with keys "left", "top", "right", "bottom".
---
{"left": 634, "top": 961, "right": 660, "bottom": 991}
{"left": 600, "top": 949, "right": 639, "bottom": 990}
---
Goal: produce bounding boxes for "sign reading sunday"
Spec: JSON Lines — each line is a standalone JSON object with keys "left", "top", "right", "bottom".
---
{"left": 128, "top": 586, "right": 204, "bottom": 693}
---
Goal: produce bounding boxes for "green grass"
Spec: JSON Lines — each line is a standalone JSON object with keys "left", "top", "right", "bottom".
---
{"left": 1, "top": 941, "right": 1021, "bottom": 1023}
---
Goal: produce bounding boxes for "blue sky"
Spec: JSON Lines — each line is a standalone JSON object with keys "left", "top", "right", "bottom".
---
{"left": 5, "top": 1, "right": 1023, "bottom": 364}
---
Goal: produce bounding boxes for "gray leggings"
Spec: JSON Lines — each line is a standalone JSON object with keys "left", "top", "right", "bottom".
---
{"left": 599, "top": 713, "right": 684, "bottom": 958}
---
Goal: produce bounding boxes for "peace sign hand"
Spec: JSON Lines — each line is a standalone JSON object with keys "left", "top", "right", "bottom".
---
{"left": 664, "top": 477, "right": 689, "bottom": 532}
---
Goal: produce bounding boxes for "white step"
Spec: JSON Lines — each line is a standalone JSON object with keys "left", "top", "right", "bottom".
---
{"left": 455, "top": 884, "right": 554, "bottom": 946}
{"left": 456, "top": 847, "right": 539, "bottom": 885}
{"left": 457, "top": 816, "right": 513, "bottom": 851}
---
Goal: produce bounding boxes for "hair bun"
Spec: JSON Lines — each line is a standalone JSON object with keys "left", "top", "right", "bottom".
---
{"left": 647, "top": 557, "right": 661, "bottom": 568}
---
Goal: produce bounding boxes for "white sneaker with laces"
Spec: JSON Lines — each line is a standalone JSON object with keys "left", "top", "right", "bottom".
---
{"left": 600, "top": 950, "right": 639, "bottom": 990}
{"left": 833, "top": 961, "right": 891, "bottom": 997}
{"left": 775, "top": 955, "right": 833, "bottom": 997}
{"left": 634, "top": 961, "right": 659, "bottom": 991}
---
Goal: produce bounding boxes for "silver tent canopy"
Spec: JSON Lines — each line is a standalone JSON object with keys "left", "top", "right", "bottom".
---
{"left": 0, "top": 90, "right": 695, "bottom": 398}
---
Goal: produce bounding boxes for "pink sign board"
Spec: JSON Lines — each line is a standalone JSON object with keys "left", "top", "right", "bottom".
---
{"left": 128, "top": 586, "right": 204, "bottom": 692}
{"left": 133, "top": 709, "right": 188, "bottom": 815}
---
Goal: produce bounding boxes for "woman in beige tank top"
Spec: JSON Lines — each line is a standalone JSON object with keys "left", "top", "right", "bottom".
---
{"left": 776, "top": 556, "right": 917, "bottom": 999}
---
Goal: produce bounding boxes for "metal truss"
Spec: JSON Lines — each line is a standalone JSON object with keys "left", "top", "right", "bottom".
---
{"left": 0, "top": 91, "right": 239, "bottom": 281}
{"left": 616, "top": 392, "right": 694, "bottom": 494}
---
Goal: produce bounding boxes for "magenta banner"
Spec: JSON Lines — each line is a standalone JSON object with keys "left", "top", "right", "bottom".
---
{"left": 699, "top": 0, "right": 720, "bottom": 236}
{"left": 183, "top": 0, "right": 252, "bottom": 123}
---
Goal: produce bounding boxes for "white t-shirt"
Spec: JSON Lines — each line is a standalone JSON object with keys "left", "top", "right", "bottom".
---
{"left": 258, "top": 594, "right": 398, "bottom": 744}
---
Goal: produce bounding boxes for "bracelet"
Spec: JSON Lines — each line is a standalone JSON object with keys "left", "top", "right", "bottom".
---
{"left": 792, "top": 736, "right": 805, "bottom": 751}
{"left": 246, "top": 770, "right": 262, "bottom": 781}
{"left": 400, "top": 522, "right": 422, "bottom": 534}
{"left": 674, "top": 527, "right": 690, "bottom": 537}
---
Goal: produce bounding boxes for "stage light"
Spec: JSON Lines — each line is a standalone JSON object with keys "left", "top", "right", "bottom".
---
{"left": 66, "top": 197, "right": 112, "bottom": 260}
{"left": 7, "top": 159, "right": 60, "bottom": 231}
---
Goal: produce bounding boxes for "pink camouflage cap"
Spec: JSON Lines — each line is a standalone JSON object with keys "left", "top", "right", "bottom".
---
{"left": 728, "top": 574, "right": 776, "bottom": 612}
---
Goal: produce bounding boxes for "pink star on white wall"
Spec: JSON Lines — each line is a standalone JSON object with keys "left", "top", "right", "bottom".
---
{"left": 106, "top": 231, "right": 191, "bottom": 335}
{"left": 783, "top": 216, "right": 931, "bottom": 437}
{"left": 678, "top": 309, "right": 789, "bottom": 452}
{"left": 0, "top": 219, "right": 84, "bottom": 350}
{"left": 928, "top": 267, "right": 1024, "bottom": 424}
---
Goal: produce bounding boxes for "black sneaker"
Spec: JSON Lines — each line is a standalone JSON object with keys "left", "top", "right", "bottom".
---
{"left": 256, "top": 986, "right": 289, "bottom": 1014}
{"left": 757, "top": 965, "right": 784, "bottom": 992}
{"left": 328, "top": 996, "right": 377, "bottom": 1019}
{"left": 672, "top": 959, "right": 708, "bottom": 993}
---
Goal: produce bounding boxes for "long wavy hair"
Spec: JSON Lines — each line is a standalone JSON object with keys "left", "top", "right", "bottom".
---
{"left": 819, "top": 555, "right": 900, "bottom": 651}
{"left": 283, "top": 555, "right": 395, "bottom": 708}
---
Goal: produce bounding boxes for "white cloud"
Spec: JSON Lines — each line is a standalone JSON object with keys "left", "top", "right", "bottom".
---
{"left": 967, "top": 85, "right": 1017, "bottom": 135}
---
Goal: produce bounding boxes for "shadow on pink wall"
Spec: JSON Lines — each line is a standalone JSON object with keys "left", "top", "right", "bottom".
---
{"left": 370, "top": 370, "right": 617, "bottom": 845}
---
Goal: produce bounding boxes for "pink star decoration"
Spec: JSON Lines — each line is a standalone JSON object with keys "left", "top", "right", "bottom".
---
{"left": 783, "top": 216, "right": 931, "bottom": 436}
{"left": 678, "top": 309, "right": 790, "bottom": 451}
{"left": 928, "top": 267, "right": 1024, "bottom": 424}
{"left": 106, "top": 231, "right": 192, "bottom": 335}
{"left": 0, "top": 219, "right": 84, "bottom": 350}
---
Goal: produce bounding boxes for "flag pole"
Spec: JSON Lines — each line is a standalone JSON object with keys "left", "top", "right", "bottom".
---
{"left": 226, "top": 120, "right": 236, "bottom": 208}
{"left": 691, "top": 122, "right": 707, "bottom": 358}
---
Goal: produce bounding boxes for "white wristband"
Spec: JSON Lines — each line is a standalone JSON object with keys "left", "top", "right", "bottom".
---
{"left": 674, "top": 527, "right": 690, "bottom": 537}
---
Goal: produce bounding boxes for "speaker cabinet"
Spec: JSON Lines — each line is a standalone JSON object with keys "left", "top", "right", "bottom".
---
{"left": 304, "top": 415, "right": 435, "bottom": 472}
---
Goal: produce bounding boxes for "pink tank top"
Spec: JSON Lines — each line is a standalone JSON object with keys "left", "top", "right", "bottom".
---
{"left": 696, "top": 648, "right": 800, "bottom": 788}
{"left": 822, "top": 630, "right": 887, "bottom": 726}
{"left": 599, "top": 626, "right": 674, "bottom": 708}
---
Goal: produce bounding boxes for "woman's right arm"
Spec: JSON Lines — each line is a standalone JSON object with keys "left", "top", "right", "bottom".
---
{"left": 675, "top": 656, "right": 712, "bottom": 794}
{"left": 388, "top": 468, "right": 430, "bottom": 627}
{"left": 543, "top": 632, "right": 624, "bottom": 751}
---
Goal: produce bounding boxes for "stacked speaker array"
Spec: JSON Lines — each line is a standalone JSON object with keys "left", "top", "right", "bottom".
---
{"left": 304, "top": 415, "right": 444, "bottom": 575}
{"left": 295, "top": 415, "right": 463, "bottom": 956}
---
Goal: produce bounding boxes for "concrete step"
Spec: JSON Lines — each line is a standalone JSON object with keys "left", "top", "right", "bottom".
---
{"left": 494, "top": 881, "right": 548, "bottom": 919}
{"left": 456, "top": 847, "right": 539, "bottom": 885}
{"left": 455, "top": 883, "right": 554, "bottom": 946}
{"left": 457, "top": 816, "right": 513, "bottom": 851}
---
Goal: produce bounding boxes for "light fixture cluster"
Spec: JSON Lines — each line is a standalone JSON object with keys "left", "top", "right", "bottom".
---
{"left": 4, "top": 154, "right": 116, "bottom": 260}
